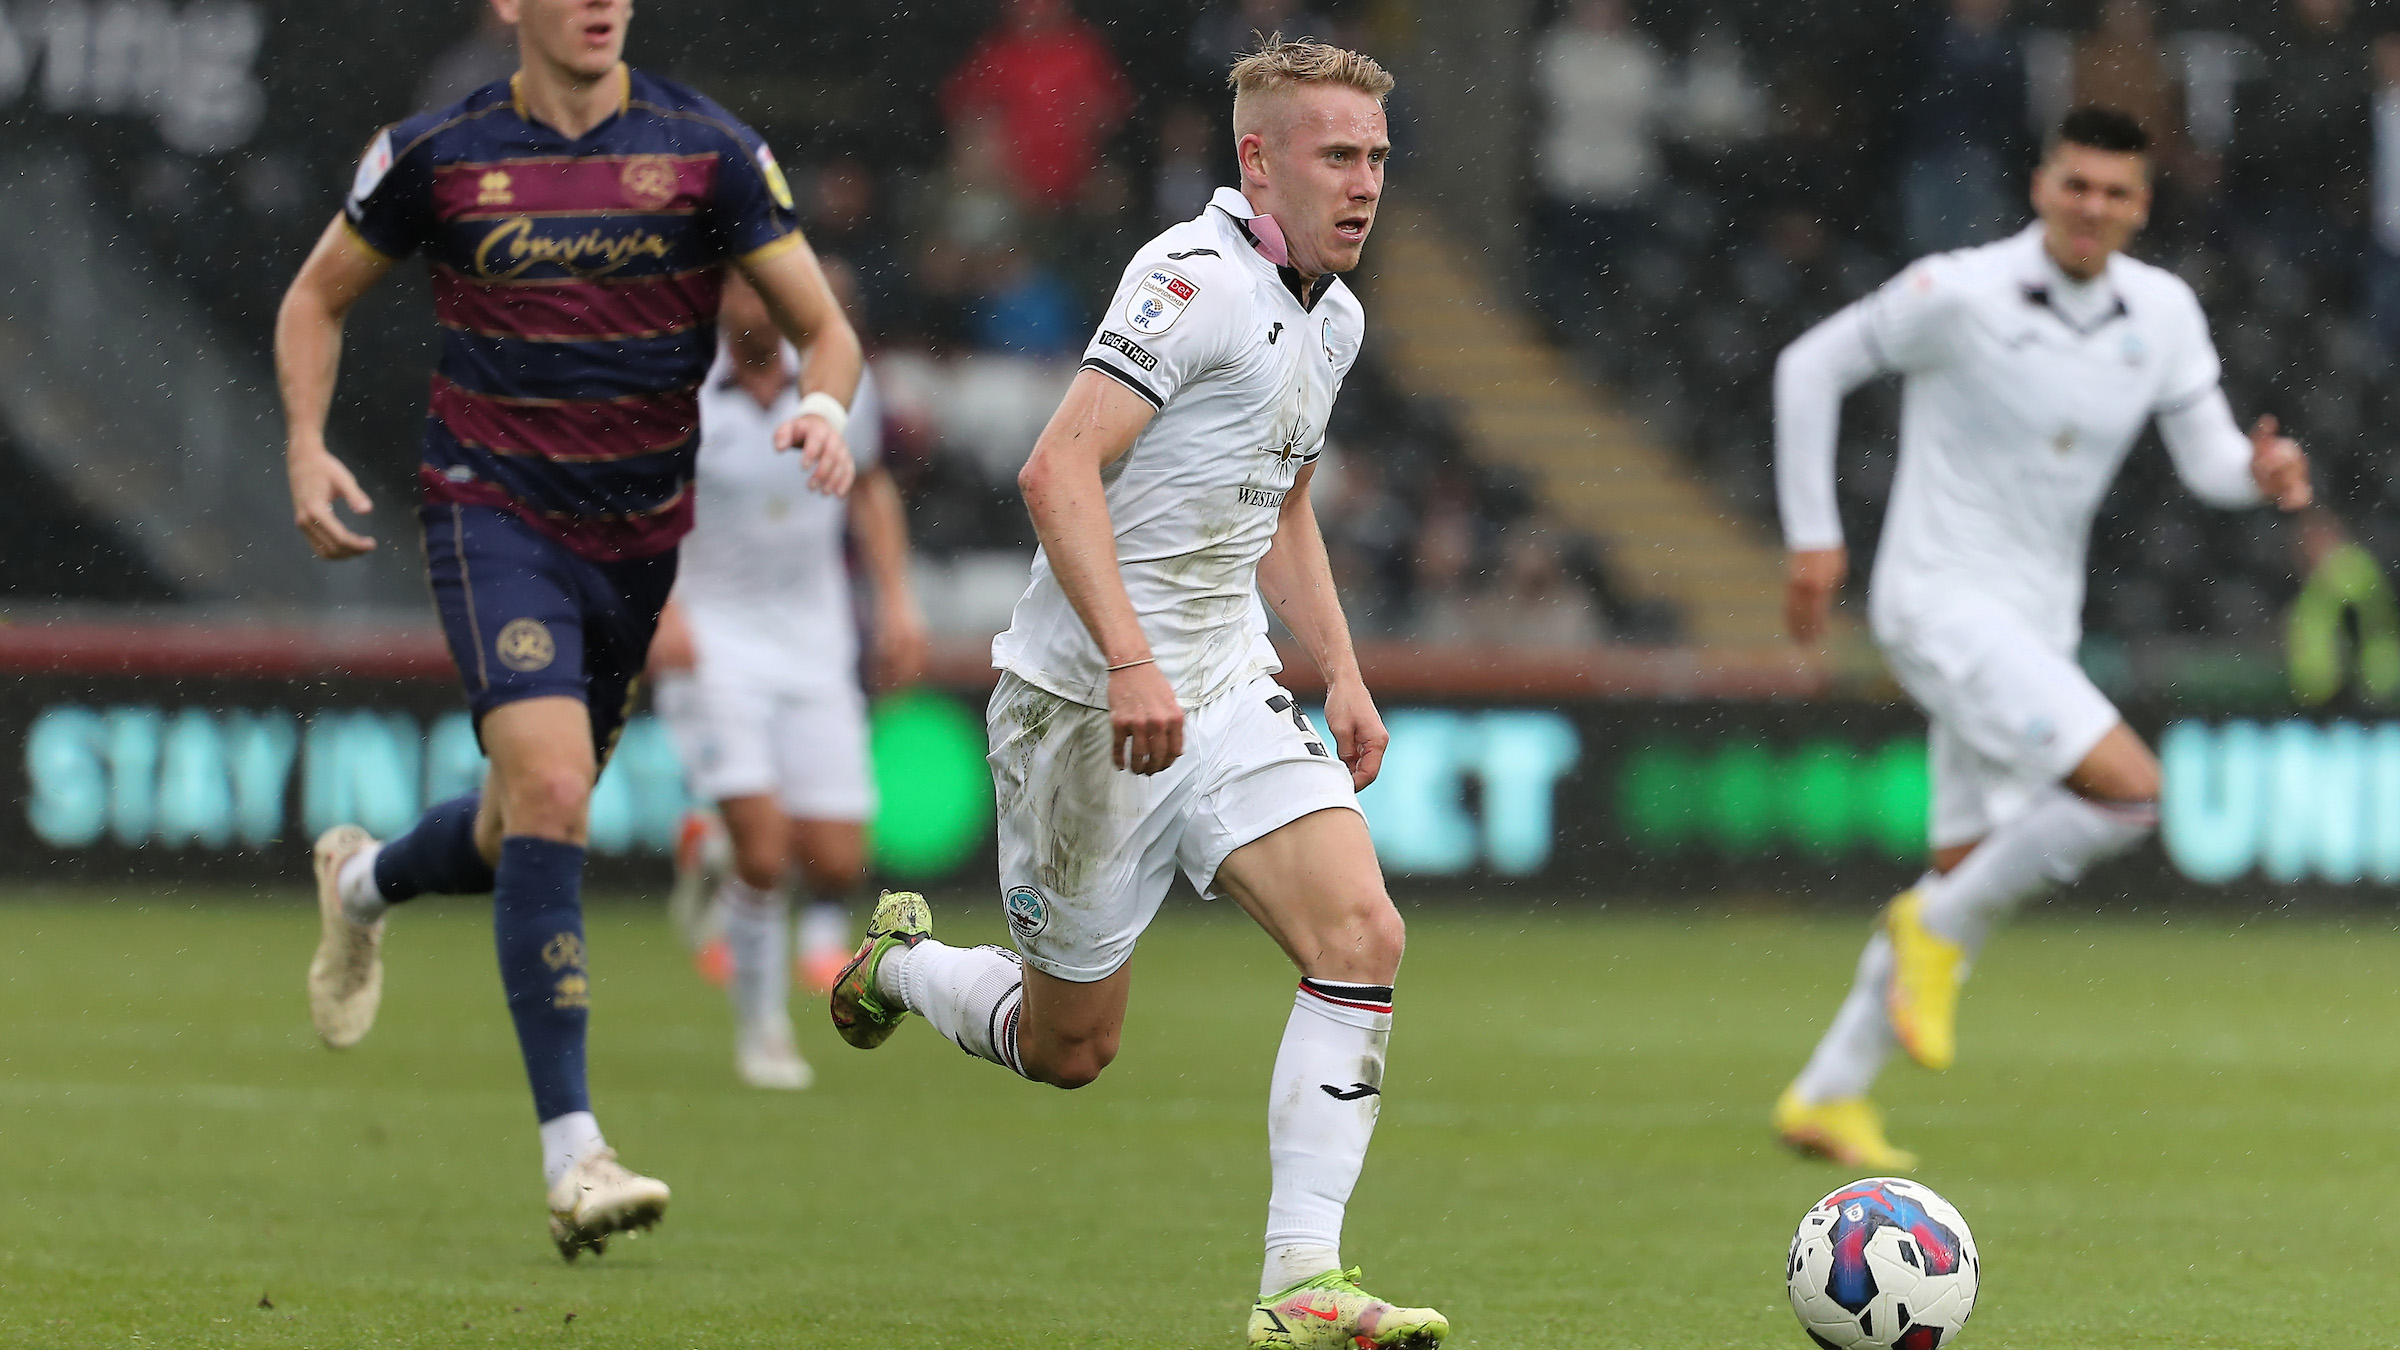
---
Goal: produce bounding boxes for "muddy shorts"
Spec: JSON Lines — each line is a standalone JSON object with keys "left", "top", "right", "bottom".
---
{"left": 985, "top": 671, "right": 1360, "bottom": 982}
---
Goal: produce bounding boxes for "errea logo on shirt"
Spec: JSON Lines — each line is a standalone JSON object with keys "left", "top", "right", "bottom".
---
{"left": 1127, "top": 267, "right": 1198, "bottom": 335}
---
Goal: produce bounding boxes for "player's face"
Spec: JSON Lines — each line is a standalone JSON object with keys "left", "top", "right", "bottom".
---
{"left": 1264, "top": 87, "right": 1389, "bottom": 277}
{"left": 494, "top": 0, "right": 630, "bottom": 82}
{"left": 2030, "top": 143, "right": 2150, "bottom": 280}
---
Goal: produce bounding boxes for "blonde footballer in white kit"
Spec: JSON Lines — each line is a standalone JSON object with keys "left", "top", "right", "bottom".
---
{"left": 1769, "top": 109, "right": 2314, "bottom": 1170}
{"left": 828, "top": 39, "right": 1446, "bottom": 1350}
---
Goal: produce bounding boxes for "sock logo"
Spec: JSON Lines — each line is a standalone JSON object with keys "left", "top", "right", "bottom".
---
{"left": 552, "top": 973, "right": 590, "bottom": 1010}
{"left": 541, "top": 933, "right": 586, "bottom": 971}
{"left": 1002, "top": 885, "right": 1050, "bottom": 939}
{"left": 1320, "top": 1082, "right": 1380, "bottom": 1101}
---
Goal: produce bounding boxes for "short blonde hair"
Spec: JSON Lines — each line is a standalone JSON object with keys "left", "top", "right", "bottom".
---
{"left": 1228, "top": 34, "right": 1394, "bottom": 135}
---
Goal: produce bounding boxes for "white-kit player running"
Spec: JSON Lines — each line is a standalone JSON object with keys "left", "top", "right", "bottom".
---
{"left": 828, "top": 38, "right": 1447, "bottom": 1350}
{"left": 651, "top": 266, "right": 927, "bottom": 1090}
{"left": 1769, "top": 108, "right": 2313, "bottom": 1169}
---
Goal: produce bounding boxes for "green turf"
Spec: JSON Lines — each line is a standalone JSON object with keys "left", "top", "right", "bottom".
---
{"left": 3, "top": 888, "right": 2398, "bottom": 1348}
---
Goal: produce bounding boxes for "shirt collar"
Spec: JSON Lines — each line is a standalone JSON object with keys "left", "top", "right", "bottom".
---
{"left": 509, "top": 63, "right": 631, "bottom": 134}
{"left": 2011, "top": 223, "right": 2126, "bottom": 332}
{"left": 1207, "top": 186, "right": 1336, "bottom": 311}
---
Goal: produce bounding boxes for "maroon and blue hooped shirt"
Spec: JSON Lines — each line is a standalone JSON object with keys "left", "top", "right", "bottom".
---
{"left": 343, "top": 65, "right": 801, "bottom": 561}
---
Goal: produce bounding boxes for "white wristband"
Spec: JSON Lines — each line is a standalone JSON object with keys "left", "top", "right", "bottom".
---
{"left": 795, "top": 390, "right": 849, "bottom": 439}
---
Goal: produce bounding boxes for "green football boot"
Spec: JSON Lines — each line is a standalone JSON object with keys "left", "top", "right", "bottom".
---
{"left": 1249, "top": 1268, "right": 1448, "bottom": 1349}
{"left": 828, "top": 890, "right": 932, "bottom": 1050}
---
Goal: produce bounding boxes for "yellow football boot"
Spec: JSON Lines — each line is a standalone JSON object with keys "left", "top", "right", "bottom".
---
{"left": 1249, "top": 1268, "right": 1447, "bottom": 1349}
{"left": 1882, "top": 888, "right": 1965, "bottom": 1071}
{"left": 1773, "top": 1084, "right": 1919, "bottom": 1172}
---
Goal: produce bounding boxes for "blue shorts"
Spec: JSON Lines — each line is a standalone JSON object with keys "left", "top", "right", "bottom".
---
{"left": 421, "top": 503, "right": 678, "bottom": 763}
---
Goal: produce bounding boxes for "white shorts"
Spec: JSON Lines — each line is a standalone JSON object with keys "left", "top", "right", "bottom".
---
{"left": 987, "top": 671, "right": 1361, "bottom": 982}
{"left": 1875, "top": 601, "right": 2120, "bottom": 848}
{"left": 654, "top": 670, "right": 875, "bottom": 822}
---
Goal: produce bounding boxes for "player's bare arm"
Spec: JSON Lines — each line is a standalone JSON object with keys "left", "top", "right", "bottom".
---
{"left": 739, "top": 242, "right": 863, "bottom": 498}
{"left": 275, "top": 218, "right": 398, "bottom": 560}
{"left": 1785, "top": 547, "right": 1848, "bottom": 644}
{"left": 1016, "top": 368, "right": 1182, "bottom": 775}
{"left": 1255, "top": 463, "right": 1387, "bottom": 789}
{"left": 846, "top": 467, "right": 929, "bottom": 689}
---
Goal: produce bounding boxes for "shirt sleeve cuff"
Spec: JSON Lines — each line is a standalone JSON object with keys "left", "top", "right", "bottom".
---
{"left": 1080, "top": 356, "right": 1164, "bottom": 409}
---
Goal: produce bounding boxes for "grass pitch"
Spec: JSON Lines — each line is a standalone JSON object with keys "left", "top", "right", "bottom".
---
{"left": 3, "top": 887, "right": 2398, "bottom": 1348}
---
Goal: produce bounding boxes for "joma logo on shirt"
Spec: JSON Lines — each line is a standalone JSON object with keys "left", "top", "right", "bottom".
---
{"left": 473, "top": 217, "right": 673, "bottom": 279}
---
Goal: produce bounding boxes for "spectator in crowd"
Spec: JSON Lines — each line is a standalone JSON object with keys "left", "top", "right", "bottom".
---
{"left": 1478, "top": 529, "right": 1607, "bottom": 647}
{"left": 803, "top": 158, "right": 909, "bottom": 344}
{"left": 2228, "top": 0, "right": 2369, "bottom": 277}
{"left": 1314, "top": 449, "right": 1414, "bottom": 637}
{"left": 1408, "top": 506, "right": 1483, "bottom": 644}
{"left": 1188, "top": 0, "right": 1336, "bottom": 87}
{"left": 1894, "top": 0, "right": 2030, "bottom": 256}
{"left": 2365, "top": 33, "right": 2400, "bottom": 353}
{"left": 1672, "top": 21, "right": 1767, "bottom": 149}
{"left": 968, "top": 249, "right": 1083, "bottom": 356}
{"left": 1530, "top": 0, "right": 1666, "bottom": 328}
{"left": 2071, "top": 0, "right": 2185, "bottom": 166}
{"left": 940, "top": 0, "right": 1131, "bottom": 213}
{"left": 1152, "top": 102, "right": 1218, "bottom": 226}
{"left": 2072, "top": 0, "right": 2203, "bottom": 226}
{"left": 415, "top": 7, "right": 514, "bottom": 112}
{"left": 1750, "top": 66, "right": 1871, "bottom": 225}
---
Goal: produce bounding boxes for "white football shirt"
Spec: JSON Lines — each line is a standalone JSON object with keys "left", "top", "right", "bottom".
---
{"left": 992, "top": 187, "right": 1366, "bottom": 709}
{"left": 1776, "top": 224, "right": 2260, "bottom": 652}
{"left": 676, "top": 345, "right": 883, "bottom": 689}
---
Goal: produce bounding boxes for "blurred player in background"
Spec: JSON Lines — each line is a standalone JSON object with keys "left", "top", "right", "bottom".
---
{"left": 1770, "top": 108, "right": 2312, "bottom": 1168}
{"left": 829, "top": 40, "right": 1448, "bottom": 1350}
{"left": 274, "top": 0, "right": 859, "bottom": 1257}
{"left": 648, "top": 264, "right": 927, "bottom": 1091}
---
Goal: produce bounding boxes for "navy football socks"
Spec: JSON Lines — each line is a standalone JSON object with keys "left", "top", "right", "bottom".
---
{"left": 371, "top": 792, "right": 497, "bottom": 902}
{"left": 493, "top": 836, "right": 592, "bottom": 1122}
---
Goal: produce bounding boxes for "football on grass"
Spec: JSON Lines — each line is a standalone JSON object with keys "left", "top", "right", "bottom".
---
{"left": 1787, "top": 1177, "right": 1979, "bottom": 1349}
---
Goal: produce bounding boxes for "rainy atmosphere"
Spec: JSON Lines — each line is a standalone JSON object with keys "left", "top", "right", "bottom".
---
{"left": 1, "top": 0, "right": 2398, "bottom": 1346}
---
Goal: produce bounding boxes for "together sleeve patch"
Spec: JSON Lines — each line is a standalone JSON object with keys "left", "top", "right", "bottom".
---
{"left": 1096, "top": 330, "right": 1158, "bottom": 371}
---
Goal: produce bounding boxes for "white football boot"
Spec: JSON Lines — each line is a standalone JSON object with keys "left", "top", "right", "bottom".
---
{"left": 307, "top": 824, "right": 384, "bottom": 1049}
{"left": 546, "top": 1148, "right": 671, "bottom": 1260}
{"left": 735, "top": 1014, "right": 814, "bottom": 1091}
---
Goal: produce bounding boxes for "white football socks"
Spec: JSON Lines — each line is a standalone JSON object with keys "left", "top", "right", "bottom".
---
{"left": 1262, "top": 978, "right": 1394, "bottom": 1297}
{"left": 1793, "top": 930, "right": 1900, "bottom": 1105}
{"left": 1918, "top": 789, "right": 2158, "bottom": 954}
{"left": 337, "top": 844, "right": 388, "bottom": 925}
{"left": 719, "top": 877, "right": 788, "bottom": 1031}
{"left": 798, "top": 898, "right": 853, "bottom": 962}
{"left": 1793, "top": 790, "right": 2159, "bottom": 1107}
{"left": 878, "top": 939, "right": 1028, "bottom": 1076}
{"left": 538, "top": 1110, "right": 607, "bottom": 1188}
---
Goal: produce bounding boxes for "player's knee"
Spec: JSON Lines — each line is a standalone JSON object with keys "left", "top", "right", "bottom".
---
{"left": 503, "top": 764, "right": 593, "bottom": 837}
{"left": 731, "top": 834, "right": 785, "bottom": 891}
{"left": 1311, "top": 891, "right": 1404, "bottom": 982}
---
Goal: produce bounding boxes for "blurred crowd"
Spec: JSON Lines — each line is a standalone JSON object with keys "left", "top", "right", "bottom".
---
{"left": 1529, "top": 0, "right": 2400, "bottom": 642}
{"left": 45, "top": 0, "right": 2400, "bottom": 646}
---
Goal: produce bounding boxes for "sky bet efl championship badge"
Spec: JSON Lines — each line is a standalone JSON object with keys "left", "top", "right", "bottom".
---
{"left": 1127, "top": 267, "right": 1197, "bottom": 335}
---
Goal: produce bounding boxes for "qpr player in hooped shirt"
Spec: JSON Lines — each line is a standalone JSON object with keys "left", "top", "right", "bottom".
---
{"left": 1767, "top": 108, "right": 2314, "bottom": 1174}
{"left": 274, "top": 0, "right": 860, "bottom": 1262}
